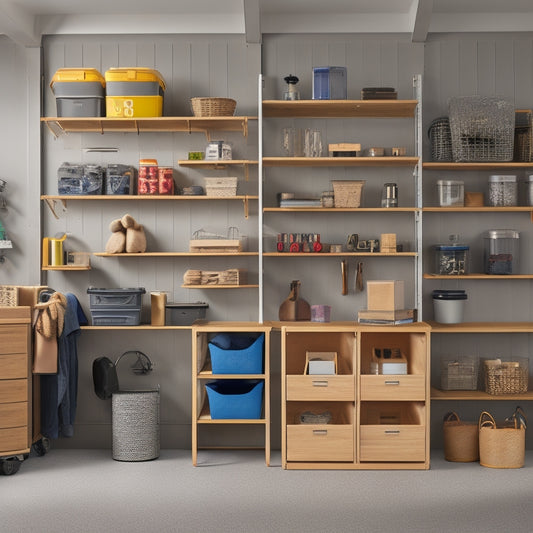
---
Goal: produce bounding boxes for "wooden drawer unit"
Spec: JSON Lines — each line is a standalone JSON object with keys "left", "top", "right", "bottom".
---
{"left": 287, "top": 424, "right": 354, "bottom": 462}
{"left": 0, "top": 380, "right": 28, "bottom": 404}
{"left": 0, "top": 402, "right": 28, "bottom": 429}
{"left": 286, "top": 375, "right": 355, "bottom": 401}
{"left": 0, "top": 353, "right": 28, "bottom": 380}
{"left": 359, "top": 425, "right": 426, "bottom": 462}
{"left": 360, "top": 375, "right": 425, "bottom": 401}
{"left": 0, "top": 325, "right": 28, "bottom": 355}
{"left": 0, "top": 427, "right": 28, "bottom": 453}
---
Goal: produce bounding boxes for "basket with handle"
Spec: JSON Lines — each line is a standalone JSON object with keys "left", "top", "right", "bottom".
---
{"left": 478, "top": 407, "right": 526, "bottom": 469}
{"left": 443, "top": 411, "right": 479, "bottom": 462}
{"left": 191, "top": 97, "right": 236, "bottom": 117}
{"left": 0, "top": 285, "right": 18, "bottom": 307}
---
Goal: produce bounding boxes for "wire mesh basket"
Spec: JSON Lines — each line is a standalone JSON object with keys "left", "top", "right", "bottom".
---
{"left": 449, "top": 96, "right": 515, "bottom": 162}
{"left": 428, "top": 117, "right": 453, "bottom": 161}
{"left": 514, "top": 110, "right": 533, "bottom": 162}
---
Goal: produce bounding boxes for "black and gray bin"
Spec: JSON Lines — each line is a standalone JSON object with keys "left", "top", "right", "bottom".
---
{"left": 92, "top": 351, "right": 160, "bottom": 462}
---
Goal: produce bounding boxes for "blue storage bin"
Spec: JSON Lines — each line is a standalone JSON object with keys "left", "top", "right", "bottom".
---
{"left": 209, "top": 333, "right": 264, "bottom": 374}
{"left": 206, "top": 380, "right": 264, "bottom": 419}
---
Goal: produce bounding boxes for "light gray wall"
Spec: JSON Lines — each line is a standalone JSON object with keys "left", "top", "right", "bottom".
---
{"left": 3, "top": 31, "right": 533, "bottom": 451}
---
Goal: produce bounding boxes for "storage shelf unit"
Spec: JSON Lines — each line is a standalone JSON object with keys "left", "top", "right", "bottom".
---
{"left": 281, "top": 322, "right": 431, "bottom": 470}
{"left": 191, "top": 323, "right": 271, "bottom": 466}
{"left": 263, "top": 156, "right": 419, "bottom": 167}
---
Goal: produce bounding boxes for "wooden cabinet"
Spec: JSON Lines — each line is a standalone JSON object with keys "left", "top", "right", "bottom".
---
{"left": 0, "top": 307, "right": 32, "bottom": 470}
{"left": 191, "top": 322, "right": 271, "bottom": 465}
{"left": 281, "top": 322, "right": 430, "bottom": 470}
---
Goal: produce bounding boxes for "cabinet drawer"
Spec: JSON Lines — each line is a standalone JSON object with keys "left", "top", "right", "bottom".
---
{"left": 287, "top": 424, "right": 354, "bottom": 462}
{"left": 0, "top": 353, "right": 28, "bottom": 380}
{"left": 0, "top": 426, "right": 28, "bottom": 453}
{"left": 359, "top": 425, "right": 426, "bottom": 462}
{"left": 360, "top": 375, "right": 425, "bottom": 401}
{"left": 0, "top": 380, "right": 28, "bottom": 404}
{"left": 0, "top": 402, "right": 28, "bottom": 429}
{"left": 0, "top": 326, "right": 28, "bottom": 355}
{"left": 286, "top": 375, "right": 354, "bottom": 401}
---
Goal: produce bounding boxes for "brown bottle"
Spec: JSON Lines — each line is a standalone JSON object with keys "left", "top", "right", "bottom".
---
{"left": 278, "top": 280, "right": 311, "bottom": 321}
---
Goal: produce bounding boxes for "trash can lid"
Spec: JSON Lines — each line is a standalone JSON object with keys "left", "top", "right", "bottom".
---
{"left": 432, "top": 289, "right": 467, "bottom": 300}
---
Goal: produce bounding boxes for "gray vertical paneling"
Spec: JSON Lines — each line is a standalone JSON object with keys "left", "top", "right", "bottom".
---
{"left": 477, "top": 40, "right": 496, "bottom": 95}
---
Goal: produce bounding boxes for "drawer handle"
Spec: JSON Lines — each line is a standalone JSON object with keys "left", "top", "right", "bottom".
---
{"left": 312, "top": 429, "right": 328, "bottom": 436}
{"left": 384, "top": 380, "right": 400, "bottom": 385}
{"left": 385, "top": 430, "right": 401, "bottom": 435}
{"left": 312, "top": 380, "right": 329, "bottom": 387}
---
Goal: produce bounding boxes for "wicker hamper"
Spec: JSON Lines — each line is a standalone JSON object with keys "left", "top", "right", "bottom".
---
{"left": 478, "top": 409, "right": 526, "bottom": 469}
{"left": 449, "top": 96, "right": 515, "bottom": 162}
{"left": 443, "top": 411, "right": 479, "bottom": 462}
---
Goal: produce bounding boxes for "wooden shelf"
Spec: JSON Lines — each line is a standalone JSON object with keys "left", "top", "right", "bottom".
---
{"left": 177, "top": 159, "right": 257, "bottom": 168}
{"left": 181, "top": 284, "right": 259, "bottom": 289}
{"left": 262, "top": 99, "right": 418, "bottom": 118}
{"left": 81, "top": 325, "right": 193, "bottom": 330}
{"left": 427, "top": 321, "right": 533, "bottom": 333}
{"left": 424, "top": 273, "right": 533, "bottom": 280}
{"left": 41, "top": 116, "right": 256, "bottom": 137}
{"left": 41, "top": 194, "right": 258, "bottom": 201}
{"left": 263, "top": 156, "right": 418, "bottom": 167}
{"left": 41, "top": 265, "right": 91, "bottom": 271}
{"left": 423, "top": 206, "right": 533, "bottom": 213}
{"left": 263, "top": 252, "right": 417, "bottom": 257}
{"left": 197, "top": 402, "right": 267, "bottom": 424}
{"left": 93, "top": 252, "right": 258, "bottom": 257}
{"left": 423, "top": 161, "right": 533, "bottom": 170}
{"left": 264, "top": 207, "right": 419, "bottom": 213}
{"left": 431, "top": 387, "right": 533, "bottom": 401}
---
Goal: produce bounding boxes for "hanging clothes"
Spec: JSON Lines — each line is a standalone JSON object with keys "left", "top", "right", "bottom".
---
{"left": 40, "top": 293, "right": 88, "bottom": 439}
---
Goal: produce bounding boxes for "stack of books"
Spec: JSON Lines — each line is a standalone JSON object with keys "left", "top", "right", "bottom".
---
{"left": 357, "top": 308, "right": 415, "bottom": 325}
{"left": 279, "top": 197, "right": 322, "bottom": 208}
{"left": 361, "top": 87, "right": 398, "bottom": 100}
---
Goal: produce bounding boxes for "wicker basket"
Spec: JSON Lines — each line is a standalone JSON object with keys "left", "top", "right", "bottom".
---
{"left": 478, "top": 410, "right": 525, "bottom": 468}
{"left": 428, "top": 117, "right": 453, "bottom": 161}
{"left": 449, "top": 96, "right": 515, "bottom": 162}
{"left": 443, "top": 411, "right": 479, "bottom": 462}
{"left": 514, "top": 110, "right": 532, "bottom": 162}
{"left": 441, "top": 357, "right": 478, "bottom": 391}
{"left": 191, "top": 97, "right": 236, "bottom": 117}
{"left": 331, "top": 180, "right": 365, "bottom": 208}
{"left": 483, "top": 358, "right": 529, "bottom": 395}
{"left": 204, "top": 177, "right": 238, "bottom": 197}
{"left": 0, "top": 286, "right": 18, "bottom": 307}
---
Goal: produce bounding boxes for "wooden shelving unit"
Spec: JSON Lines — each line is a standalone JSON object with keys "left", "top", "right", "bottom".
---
{"left": 263, "top": 156, "right": 419, "bottom": 167}
{"left": 423, "top": 161, "right": 533, "bottom": 170}
{"left": 424, "top": 273, "right": 533, "bottom": 280}
{"left": 182, "top": 284, "right": 259, "bottom": 289}
{"left": 41, "top": 265, "right": 91, "bottom": 271}
{"left": 264, "top": 252, "right": 417, "bottom": 257}
{"left": 264, "top": 207, "right": 419, "bottom": 213}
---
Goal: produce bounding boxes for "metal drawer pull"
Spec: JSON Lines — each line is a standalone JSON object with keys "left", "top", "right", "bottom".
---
{"left": 384, "top": 380, "right": 400, "bottom": 385}
{"left": 385, "top": 430, "right": 401, "bottom": 435}
{"left": 313, "top": 430, "right": 328, "bottom": 436}
{"left": 312, "top": 380, "right": 329, "bottom": 387}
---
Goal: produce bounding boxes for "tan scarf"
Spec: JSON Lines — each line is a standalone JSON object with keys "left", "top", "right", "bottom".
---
{"left": 34, "top": 292, "right": 67, "bottom": 338}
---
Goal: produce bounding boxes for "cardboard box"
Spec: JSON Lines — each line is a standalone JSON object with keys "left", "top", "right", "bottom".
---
{"left": 367, "top": 280, "right": 404, "bottom": 311}
{"left": 305, "top": 352, "right": 337, "bottom": 375}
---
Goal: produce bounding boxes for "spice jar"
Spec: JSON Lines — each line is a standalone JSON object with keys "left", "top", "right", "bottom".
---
{"left": 321, "top": 191, "right": 335, "bottom": 208}
{"left": 488, "top": 175, "right": 517, "bottom": 206}
{"left": 138, "top": 158, "right": 158, "bottom": 195}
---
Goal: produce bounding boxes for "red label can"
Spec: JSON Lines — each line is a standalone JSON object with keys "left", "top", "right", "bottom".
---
{"left": 158, "top": 167, "right": 174, "bottom": 195}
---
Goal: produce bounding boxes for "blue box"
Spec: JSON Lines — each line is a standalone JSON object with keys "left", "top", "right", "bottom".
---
{"left": 206, "top": 380, "right": 264, "bottom": 419}
{"left": 312, "top": 66, "right": 347, "bottom": 100}
{"left": 209, "top": 333, "right": 264, "bottom": 374}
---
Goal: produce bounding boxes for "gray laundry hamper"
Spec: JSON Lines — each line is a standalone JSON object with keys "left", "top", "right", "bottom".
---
{"left": 92, "top": 350, "right": 160, "bottom": 462}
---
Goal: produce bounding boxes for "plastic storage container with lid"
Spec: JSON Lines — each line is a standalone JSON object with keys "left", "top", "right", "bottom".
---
{"left": 488, "top": 175, "right": 517, "bottom": 206}
{"left": 434, "top": 235, "right": 469, "bottom": 275}
{"left": 432, "top": 290, "right": 467, "bottom": 323}
{"left": 484, "top": 229, "right": 520, "bottom": 274}
{"left": 437, "top": 180, "right": 464, "bottom": 207}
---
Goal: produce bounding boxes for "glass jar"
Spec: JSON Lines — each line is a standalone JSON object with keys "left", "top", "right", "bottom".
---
{"left": 434, "top": 235, "right": 469, "bottom": 275}
{"left": 321, "top": 191, "right": 335, "bottom": 208}
{"left": 488, "top": 175, "right": 517, "bottom": 206}
{"left": 437, "top": 179, "right": 464, "bottom": 207}
{"left": 483, "top": 229, "right": 520, "bottom": 274}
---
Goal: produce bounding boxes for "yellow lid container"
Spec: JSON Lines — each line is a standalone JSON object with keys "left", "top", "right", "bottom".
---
{"left": 50, "top": 68, "right": 105, "bottom": 88}
{"left": 104, "top": 68, "right": 166, "bottom": 91}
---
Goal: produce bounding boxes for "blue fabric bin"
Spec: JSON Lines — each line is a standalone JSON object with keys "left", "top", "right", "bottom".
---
{"left": 209, "top": 333, "right": 264, "bottom": 374}
{"left": 205, "top": 380, "right": 264, "bottom": 419}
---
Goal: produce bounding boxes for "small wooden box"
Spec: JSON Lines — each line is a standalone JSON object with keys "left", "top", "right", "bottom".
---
{"left": 304, "top": 352, "right": 337, "bottom": 375}
{"left": 367, "top": 280, "right": 405, "bottom": 311}
{"left": 380, "top": 233, "right": 397, "bottom": 253}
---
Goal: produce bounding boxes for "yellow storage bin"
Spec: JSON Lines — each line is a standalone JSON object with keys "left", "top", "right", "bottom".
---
{"left": 105, "top": 68, "right": 166, "bottom": 117}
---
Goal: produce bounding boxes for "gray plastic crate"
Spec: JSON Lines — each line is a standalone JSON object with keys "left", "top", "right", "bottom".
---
{"left": 88, "top": 287, "right": 145, "bottom": 310}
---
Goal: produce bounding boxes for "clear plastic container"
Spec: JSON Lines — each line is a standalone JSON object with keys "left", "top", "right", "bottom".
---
{"left": 527, "top": 175, "right": 533, "bottom": 206}
{"left": 437, "top": 180, "right": 464, "bottom": 207}
{"left": 483, "top": 229, "right": 520, "bottom": 274}
{"left": 434, "top": 235, "right": 469, "bottom": 275}
{"left": 488, "top": 175, "right": 517, "bottom": 206}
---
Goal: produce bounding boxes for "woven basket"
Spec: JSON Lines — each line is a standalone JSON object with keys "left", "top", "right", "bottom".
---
{"left": 514, "top": 110, "right": 533, "bottom": 162}
{"left": 331, "top": 180, "right": 365, "bottom": 208}
{"left": 443, "top": 411, "right": 479, "bottom": 462}
{"left": 483, "top": 359, "right": 528, "bottom": 395}
{"left": 0, "top": 286, "right": 18, "bottom": 307}
{"left": 478, "top": 410, "right": 525, "bottom": 468}
{"left": 428, "top": 117, "right": 453, "bottom": 161}
{"left": 191, "top": 97, "right": 236, "bottom": 117}
{"left": 204, "top": 177, "right": 238, "bottom": 197}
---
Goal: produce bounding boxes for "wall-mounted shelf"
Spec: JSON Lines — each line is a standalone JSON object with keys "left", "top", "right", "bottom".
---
{"left": 263, "top": 252, "right": 417, "bottom": 257}
{"left": 423, "top": 162, "right": 533, "bottom": 170}
{"left": 80, "top": 325, "right": 193, "bottom": 330}
{"left": 41, "top": 116, "right": 256, "bottom": 138}
{"left": 431, "top": 387, "right": 533, "bottom": 401}
{"left": 264, "top": 207, "right": 419, "bottom": 213}
{"left": 181, "top": 284, "right": 259, "bottom": 289}
{"left": 427, "top": 321, "right": 533, "bottom": 333}
{"left": 41, "top": 265, "right": 91, "bottom": 271}
{"left": 423, "top": 206, "right": 533, "bottom": 212}
{"left": 263, "top": 156, "right": 418, "bottom": 168}
{"left": 424, "top": 273, "right": 533, "bottom": 280}
{"left": 93, "top": 252, "right": 258, "bottom": 257}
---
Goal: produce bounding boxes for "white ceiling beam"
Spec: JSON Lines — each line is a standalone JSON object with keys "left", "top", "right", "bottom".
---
{"left": 243, "top": 0, "right": 261, "bottom": 44}
{"left": 0, "top": 1, "right": 40, "bottom": 47}
{"left": 410, "top": 0, "right": 433, "bottom": 43}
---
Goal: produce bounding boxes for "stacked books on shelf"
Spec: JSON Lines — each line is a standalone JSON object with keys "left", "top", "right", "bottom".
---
{"left": 357, "top": 308, "right": 415, "bottom": 325}
{"left": 279, "top": 197, "right": 322, "bottom": 208}
{"left": 361, "top": 87, "right": 398, "bottom": 100}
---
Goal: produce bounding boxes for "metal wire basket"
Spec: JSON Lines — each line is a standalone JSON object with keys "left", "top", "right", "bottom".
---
{"left": 449, "top": 96, "right": 515, "bottom": 162}
{"left": 428, "top": 117, "right": 453, "bottom": 161}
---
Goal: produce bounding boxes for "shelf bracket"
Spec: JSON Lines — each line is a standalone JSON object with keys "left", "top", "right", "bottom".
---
{"left": 44, "top": 120, "right": 64, "bottom": 139}
{"left": 241, "top": 117, "right": 249, "bottom": 138}
{"left": 530, "top": 210, "right": 533, "bottom": 223}
{"left": 44, "top": 198, "right": 66, "bottom": 220}
{"left": 242, "top": 196, "right": 249, "bottom": 219}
